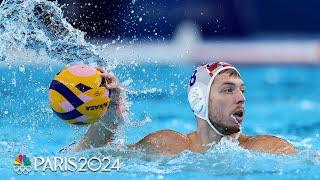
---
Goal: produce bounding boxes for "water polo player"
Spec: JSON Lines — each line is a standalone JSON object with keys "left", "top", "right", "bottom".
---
{"left": 66, "top": 62, "right": 297, "bottom": 155}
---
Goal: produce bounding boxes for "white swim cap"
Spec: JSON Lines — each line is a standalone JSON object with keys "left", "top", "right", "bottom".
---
{"left": 187, "top": 62, "right": 241, "bottom": 136}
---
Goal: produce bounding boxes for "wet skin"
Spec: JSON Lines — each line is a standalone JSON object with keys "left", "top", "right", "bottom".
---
{"left": 129, "top": 73, "right": 297, "bottom": 155}
{"left": 75, "top": 70, "right": 297, "bottom": 156}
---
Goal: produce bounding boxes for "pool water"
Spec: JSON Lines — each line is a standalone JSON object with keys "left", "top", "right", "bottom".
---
{"left": 1, "top": 63, "right": 320, "bottom": 179}
{"left": 1, "top": 0, "right": 320, "bottom": 179}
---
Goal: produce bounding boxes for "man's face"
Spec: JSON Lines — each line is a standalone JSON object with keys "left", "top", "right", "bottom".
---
{"left": 208, "top": 72, "right": 245, "bottom": 135}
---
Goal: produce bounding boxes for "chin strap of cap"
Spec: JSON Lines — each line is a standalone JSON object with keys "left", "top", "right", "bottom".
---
{"left": 200, "top": 115, "right": 225, "bottom": 136}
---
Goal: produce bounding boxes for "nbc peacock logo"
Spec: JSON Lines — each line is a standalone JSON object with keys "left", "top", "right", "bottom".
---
{"left": 13, "top": 154, "right": 32, "bottom": 175}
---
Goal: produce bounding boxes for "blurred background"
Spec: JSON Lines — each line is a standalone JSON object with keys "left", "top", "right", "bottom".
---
{"left": 3, "top": 0, "right": 320, "bottom": 64}
{"left": 52, "top": 0, "right": 320, "bottom": 39}
{"left": 52, "top": 0, "right": 320, "bottom": 64}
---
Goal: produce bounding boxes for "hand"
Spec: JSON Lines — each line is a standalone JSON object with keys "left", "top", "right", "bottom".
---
{"left": 71, "top": 67, "right": 125, "bottom": 152}
{"left": 95, "top": 67, "right": 123, "bottom": 107}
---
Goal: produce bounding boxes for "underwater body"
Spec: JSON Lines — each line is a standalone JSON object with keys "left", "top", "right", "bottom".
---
{"left": 1, "top": 0, "right": 320, "bottom": 179}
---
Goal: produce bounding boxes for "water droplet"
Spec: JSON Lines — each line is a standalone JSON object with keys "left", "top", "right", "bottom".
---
{"left": 18, "top": 65, "right": 25, "bottom": 73}
{"left": 139, "top": 17, "right": 142, "bottom": 22}
{"left": 11, "top": 78, "right": 16, "bottom": 87}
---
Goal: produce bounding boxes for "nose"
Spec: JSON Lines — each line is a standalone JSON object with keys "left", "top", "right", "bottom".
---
{"left": 236, "top": 89, "right": 245, "bottom": 105}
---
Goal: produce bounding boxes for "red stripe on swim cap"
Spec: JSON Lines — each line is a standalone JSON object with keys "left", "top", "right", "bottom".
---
{"left": 206, "top": 62, "right": 232, "bottom": 73}
{"left": 206, "top": 62, "right": 219, "bottom": 72}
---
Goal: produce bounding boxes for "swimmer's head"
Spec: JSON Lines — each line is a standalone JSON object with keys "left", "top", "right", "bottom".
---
{"left": 187, "top": 62, "right": 245, "bottom": 136}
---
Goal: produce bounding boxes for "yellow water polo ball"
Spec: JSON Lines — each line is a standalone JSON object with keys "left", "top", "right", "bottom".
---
{"left": 48, "top": 64, "right": 111, "bottom": 125}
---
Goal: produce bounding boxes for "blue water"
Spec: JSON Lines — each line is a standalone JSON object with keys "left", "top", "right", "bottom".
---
{"left": 1, "top": 64, "right": 320, "bottom": 179}
{"left": 1, "top": 0, "right": 320, "bottom": 179}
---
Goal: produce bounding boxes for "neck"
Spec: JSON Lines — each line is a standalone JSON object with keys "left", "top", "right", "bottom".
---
{"left": 196, "top": 117, "right": 223, "bottom": 147}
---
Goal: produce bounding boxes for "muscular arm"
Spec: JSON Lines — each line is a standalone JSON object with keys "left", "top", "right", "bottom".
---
{"left": 239, "top": 135, "right": 298, "bottom": 155}
{"left": 72, "top": 105, "right": 123, "bottom": 151}
{"left": 70, "top": 68, "right": 124, "bottom": 152}
{"left": 129, "top": 132, "right": 298, "bottom": 156}
{"left": 129, "top": 130, "right": 191, "bottom": 156}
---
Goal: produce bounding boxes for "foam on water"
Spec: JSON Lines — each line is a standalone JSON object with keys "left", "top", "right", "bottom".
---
{"left": 49, "top": 137, "right": 320, "bottom": 178}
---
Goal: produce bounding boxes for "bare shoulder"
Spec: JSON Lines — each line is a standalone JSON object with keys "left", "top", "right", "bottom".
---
{"left": 129, "top": 130, "right": 190, "bottom": 155}
{"left": 239, "top": 134, "right": 298, "bottom": 155}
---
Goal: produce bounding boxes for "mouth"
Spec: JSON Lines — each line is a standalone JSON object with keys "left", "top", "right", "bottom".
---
{"left": 231, "top": 109, "right": 244, "bottom": 125}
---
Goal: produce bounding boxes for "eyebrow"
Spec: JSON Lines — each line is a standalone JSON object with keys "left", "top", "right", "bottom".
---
{"left": 221, "top": 82, "right": 245, "bottom": 87}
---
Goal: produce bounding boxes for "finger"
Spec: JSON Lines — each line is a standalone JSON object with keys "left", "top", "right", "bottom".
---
{"left": 100, "top": 72, "right": 115, "bottom": 80}
{"left": 100, "top": 72, "right": 118, "bottom": 89}
{"left": 95, "top": 67, "right": 105, "bottom": 73}
{"left": 106, "top": 81, "right": 117, "bottom": 89}
{"left": 103, "top": 75, "right": 117, "bottom": 86}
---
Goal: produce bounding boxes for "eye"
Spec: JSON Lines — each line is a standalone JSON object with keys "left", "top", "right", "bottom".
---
{"left": 223, "top": 87, "right": 233, "bottom": 93}
{"left": 241, "top": 89, "right": 245, "bottom": 94}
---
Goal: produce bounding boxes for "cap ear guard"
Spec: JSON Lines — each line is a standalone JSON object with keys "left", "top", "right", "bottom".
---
{"left": 187, "top": 68, "right": 209, "bottom": 120}
{"left": 188, "top": 86, "right": 205, "bottom": 114}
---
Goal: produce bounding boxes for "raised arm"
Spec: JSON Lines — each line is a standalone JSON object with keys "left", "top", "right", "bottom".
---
{"left": 72, "top": 68, "right": 125, "bottom": 152}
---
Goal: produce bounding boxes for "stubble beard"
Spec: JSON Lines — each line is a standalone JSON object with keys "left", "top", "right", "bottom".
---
{"left": 208, "top": 103, "right": 240, "bottom": 136}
